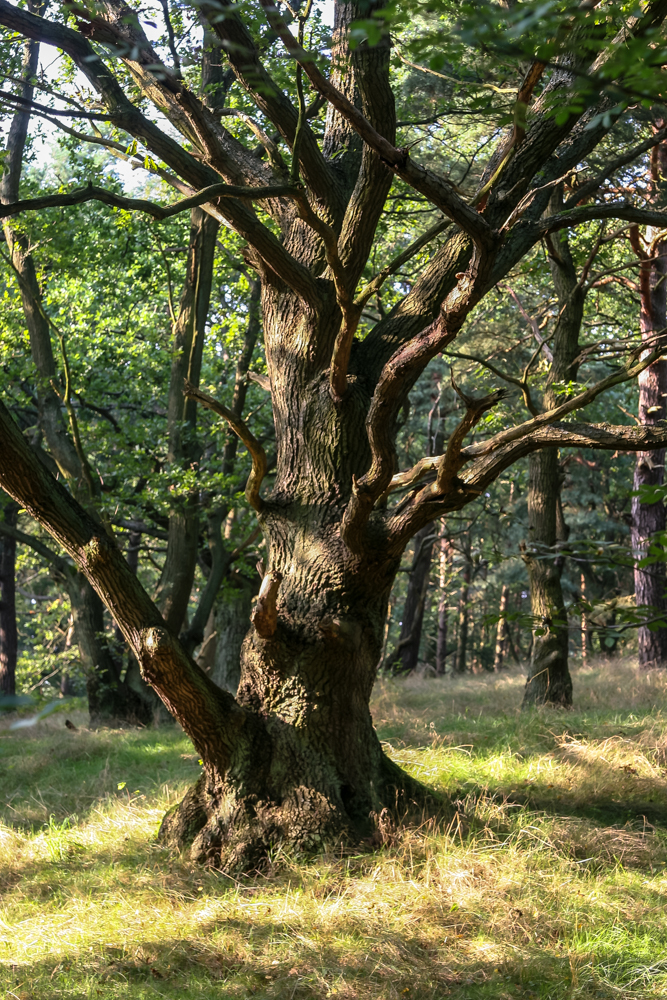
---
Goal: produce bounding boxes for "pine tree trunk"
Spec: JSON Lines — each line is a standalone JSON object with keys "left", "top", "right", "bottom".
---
{"left": 453, "top": 559, "right": 471, "bottom": 673}
{"left": 631, "top": 143, "right": 667, "bottom": 668}
{"left": 0, "top": 502, "right": 18, "bottom": 696}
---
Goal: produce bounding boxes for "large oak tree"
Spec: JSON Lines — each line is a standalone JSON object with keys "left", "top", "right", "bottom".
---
{"left": 4, "top": 0, "right": 667, "bottom": 868}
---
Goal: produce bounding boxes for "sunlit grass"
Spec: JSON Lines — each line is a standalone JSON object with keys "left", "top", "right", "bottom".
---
{"left": 2, "top": 658, "right": 667, "bottom": 997}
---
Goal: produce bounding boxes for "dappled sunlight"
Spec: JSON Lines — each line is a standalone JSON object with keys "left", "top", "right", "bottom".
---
{"left": 3, "top": 658, "right": 667, "bottom": 997}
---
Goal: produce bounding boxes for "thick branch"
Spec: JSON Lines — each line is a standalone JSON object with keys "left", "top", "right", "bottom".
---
{"left": 0, "top": 396, "right": 252, "bottom": 772}
{"left": 461, "top": 347, "right": 664, "bottom": 460}
{"left": 259, "top": 0, "right": 495, "bottom": 250}
{"left": 541, "top": 202, "right": 667, "bottom": 238}
{"left": 435, "top": 385, "right": 507, "bottom": 494}
{"left": 0, "top": 1, "right": 319, "bottom": 300}
{"left": 182, "top": 381, "right": 267, "bottom": 513}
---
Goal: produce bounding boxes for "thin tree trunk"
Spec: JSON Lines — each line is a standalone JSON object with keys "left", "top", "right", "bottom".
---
{"left": 154, "top": 208, "right": 219, "bottom": 634}
{"left": 0, "top": 502, "right": 18, "bottom": 696}
{"left": 396, "top": 524, "right": 435, "bottom": 673}
{"left": 454, "top": 556, "right": 471, "bottom": 674}
{"left": 209, "top": 580, "right": 254, "bottom": 694}
{"left": 631, "top": 137, "right": 667, "bottom": 668}
{"left": 493, "top": 583, "right": 509, "bottom": 672}
{"left": 522, "top": 192, "right": 582, "bottom": 708}
{"left": 435, "top": 525, "right": 450, "bottom": 675}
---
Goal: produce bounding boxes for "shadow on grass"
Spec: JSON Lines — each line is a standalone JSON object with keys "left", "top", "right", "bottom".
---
{"left": 0, "top": 920, "right": 623, "bottom": 1000}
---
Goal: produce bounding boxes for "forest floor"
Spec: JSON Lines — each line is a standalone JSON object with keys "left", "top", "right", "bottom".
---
{"left": 2, "top": 658, "right": 667, "bottom": 1000}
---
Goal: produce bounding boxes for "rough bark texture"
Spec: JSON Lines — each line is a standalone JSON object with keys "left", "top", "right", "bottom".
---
{"left": 631, "top": 139, "right": 667, "bottom": 669}
{"left": 0, "top": 502, "right": 18, "bottom": 696}
{"left": 522, "top": 206, "right": 582, "bottom": 708}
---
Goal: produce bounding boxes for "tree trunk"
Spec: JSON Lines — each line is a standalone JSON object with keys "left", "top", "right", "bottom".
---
{"left": 493, "top": 583, "right": 509, "bottom": 672}
{"left": 155, "top": 207, "right": 219, "bottom": 634}
{"left": 453, "top": 557, "right": 471, "bottom": 674}
{"left": 0, "top": 502, "right": 18, "bottom": 696}
{"left": 158, "top": 511, "right": 426, "bottom": 869}
{"left": 396, "top": 524, "right": 435, "bottom": 673}
{"left": 209, "top": 580, "right": 254, "bottom": 694}
{"left": 522, "top": 195, "right": 582, "bottom": 708}
{"left": 435, "top": 526, "right": 450, "bottom": 675}
{"left": 522, "top": 449, "right": 572, "bottom": 706}
{"left": 65, "top": 570, "right": 152, "bottom": 724}
{"left": 631, "top": 140, "right": 667, "bottom": 668}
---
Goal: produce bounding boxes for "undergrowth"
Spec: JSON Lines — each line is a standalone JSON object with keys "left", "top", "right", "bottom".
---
{"left": 2, "top": 658, "right": 667, "bottom": 998}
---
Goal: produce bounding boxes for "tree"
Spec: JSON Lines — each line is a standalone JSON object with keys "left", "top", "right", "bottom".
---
{"left": 630, "top": 134, "right": 667, "bottom": 668}
{"left": 4, "top": 0, "right": 667, "bottom": 868}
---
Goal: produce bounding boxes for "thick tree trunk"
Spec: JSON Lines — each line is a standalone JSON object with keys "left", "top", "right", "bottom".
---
{"left": 631, "top": 146, "right": 667, "bottom": 668}
{"left": 159, "top": 510, "right": 428, "bottom": 869}
{"left": 396, "top": 524, "right": 435, "bottom": 673}
{"left": 0, "top": 502, "right": 18, "bottom": 696}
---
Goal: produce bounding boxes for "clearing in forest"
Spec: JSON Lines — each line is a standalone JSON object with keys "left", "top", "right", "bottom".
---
{"left": 1, "top": 658, "right": 667, "bottom": 999}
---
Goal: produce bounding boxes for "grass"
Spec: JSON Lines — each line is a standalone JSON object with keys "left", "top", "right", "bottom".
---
{"left": 2, "top": 658, "right": 667, "bottom": 998}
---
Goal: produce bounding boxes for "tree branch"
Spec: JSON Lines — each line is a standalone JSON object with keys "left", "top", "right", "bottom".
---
{"left": 354, "top": 220, "right": 451, "bottom": 308}
{"left": 0, "top": 396, "right": 253, "bottom": 772}
{"left": 0, "top": 520, "right": 67, "bottom": 572}
{"left": 258, "top": 0, "right": 495, "bottom": 251}
{"left": 563, "top": 124, "right": 667, "bottom": 210}
{"left": 434, "top": 382, "right": 508, "bottom": 495}
{"left": 182, "top": 381, "right": 267, "bottom": 513}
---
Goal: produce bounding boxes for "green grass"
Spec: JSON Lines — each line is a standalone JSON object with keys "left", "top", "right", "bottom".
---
{"left": 2, "top": 658, "right": 667, "bottom": 998}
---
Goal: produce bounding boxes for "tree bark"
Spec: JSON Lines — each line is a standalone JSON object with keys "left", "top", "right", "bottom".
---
{"left": 154, "top": 207, "right": 219, "bottom": 635}
{"left": 435, "top": 526, "right": 450, "bottom": 675}
{"left": 209, "top": 579, "right": 254, "bottom": 694}
{"left": 631, "top": 138, "right": 667, "bottom": 669}
{"left": 0, "top": 502, "right": 18, "bottom": 696}
{"left": 522, "top": 450, "right": 572, "bottom": 706}
{"left": 396, "top": 524, "right": 436, "bottom": 673}
{"left": 453, "top": 554, "right": 471, "bottom": 674}
{"left": 493, "top": 583, "right": 509, "bottom": 672}
{"left": 522, "top": 200, "right": 582, "bottom": 708}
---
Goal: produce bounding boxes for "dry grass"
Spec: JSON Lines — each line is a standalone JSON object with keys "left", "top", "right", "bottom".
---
{"left": 2, "top": 657, "right": 667, "bottom": 998}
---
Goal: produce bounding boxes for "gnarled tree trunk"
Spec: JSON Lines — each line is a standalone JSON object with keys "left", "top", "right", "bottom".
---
{"left": 5, "top": 0, "right": 667, "bottom": 872}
